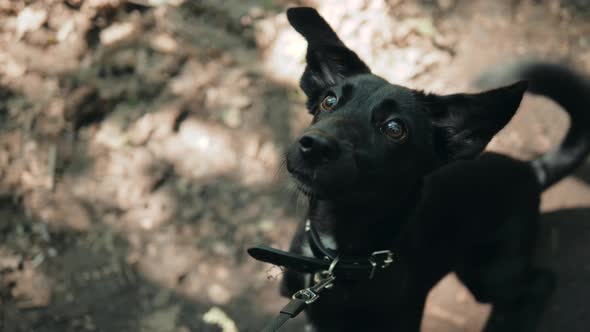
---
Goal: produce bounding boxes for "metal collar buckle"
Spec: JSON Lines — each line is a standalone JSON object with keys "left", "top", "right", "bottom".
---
{"left": 368, "top": 250, "right": 394, "bottom": 279}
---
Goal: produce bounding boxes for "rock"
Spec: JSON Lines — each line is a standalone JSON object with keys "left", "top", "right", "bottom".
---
{"left": 202, "top": 306, "right": 238, "bottom": 332}
{"left": 150, "top": 33, "right": 178, "bottom": 53}
{"left": 100, "top": 22, "right": 138, "bottom": 46}
{"left": 16, "top": 6, "right": 48, "bottom": 39}
{"left": 57, "top": 19, "right": 75, "bottom": 42}
{"left": 127, "top": 103, "right": 182, "bottom": 145}
{"left": 127, "top": 116, "right": 155, "bottom": 146}
{"left": 94, "top": 119, "right": 128, "bottom": 148}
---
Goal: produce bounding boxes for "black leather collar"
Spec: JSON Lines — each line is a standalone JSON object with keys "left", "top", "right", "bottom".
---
{"left": 247, "top": 219, "right": 395, "bottom": 280}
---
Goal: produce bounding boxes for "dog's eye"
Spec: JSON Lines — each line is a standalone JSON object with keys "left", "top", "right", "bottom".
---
{"left": 320, "top": 95, "right": 338, "bottom": 111}
{"left": 382, "top": 119, "right": 408, "bottom": 141}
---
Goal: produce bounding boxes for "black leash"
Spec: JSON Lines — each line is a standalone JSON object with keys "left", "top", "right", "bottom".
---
{"left": 248, "top": 219, "right": 395, "bottom": 332}
{"left": 261, "top": 271, "right": 336, "bottom": 332}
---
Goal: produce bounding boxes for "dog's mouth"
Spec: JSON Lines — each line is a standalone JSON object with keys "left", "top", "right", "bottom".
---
{"left": 285, "top": 147, "right": 359, "bottom": 199}
{"left": 290, "top": 170, "right": 316, "bottom": 196}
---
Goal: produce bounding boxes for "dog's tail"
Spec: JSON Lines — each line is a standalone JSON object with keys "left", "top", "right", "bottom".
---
{"left": 476, "top": 61, "right": 590, "bottom": 190}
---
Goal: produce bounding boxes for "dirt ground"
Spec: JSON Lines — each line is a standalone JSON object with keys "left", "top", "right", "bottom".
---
{"left": 1, "top": 0, "right": 590, "bottom": 331}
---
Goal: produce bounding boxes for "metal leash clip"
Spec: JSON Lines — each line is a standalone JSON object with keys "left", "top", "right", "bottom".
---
{"left": 261, "top": 257, "right": 340, "bottom": 331}
{"left": 292, "top": 257, "right": 339, "bottom": 304}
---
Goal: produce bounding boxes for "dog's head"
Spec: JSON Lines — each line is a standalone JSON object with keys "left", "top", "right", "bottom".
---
{"left": 285, "top": 7, "right": 527, "bottom": 201}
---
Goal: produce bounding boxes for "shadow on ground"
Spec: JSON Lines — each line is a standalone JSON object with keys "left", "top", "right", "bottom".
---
{"left": 537, "top": 208, "right": 590, "bottom": 332}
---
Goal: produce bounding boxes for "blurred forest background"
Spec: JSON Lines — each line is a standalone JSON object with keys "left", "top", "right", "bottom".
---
{"left": 0, "top": 0, "right": 590, "bottom": 331}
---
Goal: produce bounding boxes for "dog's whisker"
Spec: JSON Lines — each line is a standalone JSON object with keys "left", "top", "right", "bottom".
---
{"left": 273, "top": 158, "right": 288, "bottom": 182}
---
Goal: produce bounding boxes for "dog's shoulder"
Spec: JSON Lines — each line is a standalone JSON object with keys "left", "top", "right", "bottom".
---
{"left": 417, "top": 152, "right": 540, "bottom": 221}
{"left": 425, "top": 152, "right": 538, "bottom": 193}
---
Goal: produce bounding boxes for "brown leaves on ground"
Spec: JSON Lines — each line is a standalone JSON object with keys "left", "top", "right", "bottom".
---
{"left": 0, "top": 0, "right": 590, "bottom": 331}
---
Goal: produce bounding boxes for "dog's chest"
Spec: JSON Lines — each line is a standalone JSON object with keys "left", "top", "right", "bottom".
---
{"left": 303, "top": 262, "right": 425, "bottom": 329}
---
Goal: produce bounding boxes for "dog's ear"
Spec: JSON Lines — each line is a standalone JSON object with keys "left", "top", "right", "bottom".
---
{"left": 287, "top": 7, "right": 370, "bottom": 104}
{"left": 422, "top": 81, "right": 528, "bottom": 161}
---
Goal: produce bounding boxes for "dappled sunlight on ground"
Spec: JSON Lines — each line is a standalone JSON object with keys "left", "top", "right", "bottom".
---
{"left": 256, "top": 0, "right": 454, "bottom": 90}
{"left": 1, "top": 0, "right": 590, "bottom": 331}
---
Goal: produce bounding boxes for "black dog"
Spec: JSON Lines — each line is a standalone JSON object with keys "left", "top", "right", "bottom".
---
{"left": 250, "top": 7, "right": 590, "bottom": 332}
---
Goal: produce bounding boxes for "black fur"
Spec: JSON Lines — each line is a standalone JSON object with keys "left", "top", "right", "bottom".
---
{"left": 279, "top": 7, "right": 590, "bottom": 332}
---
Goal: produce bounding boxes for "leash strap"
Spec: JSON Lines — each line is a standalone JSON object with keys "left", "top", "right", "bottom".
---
{"left": 260, "top": 265, "right": 337, "bottom": 332}
{"left": 261, "top": 300, "right": 305, "bottom": 332}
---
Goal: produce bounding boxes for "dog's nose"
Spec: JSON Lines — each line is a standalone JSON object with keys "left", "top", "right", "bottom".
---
{"left": 298, "top": 134, "right": 339, "bottom": 163}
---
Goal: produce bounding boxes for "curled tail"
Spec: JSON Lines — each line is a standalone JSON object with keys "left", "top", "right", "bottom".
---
{"left": 476, "top": 62, "right": 590, "bottom": 190}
